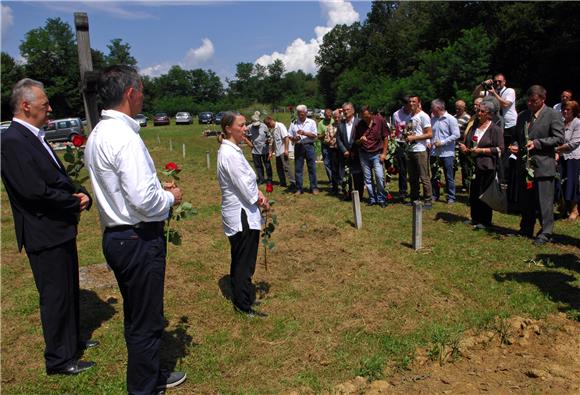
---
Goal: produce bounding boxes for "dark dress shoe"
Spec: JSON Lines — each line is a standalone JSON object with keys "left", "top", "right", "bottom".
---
{"left": 80, "top": 340, "right": 100, "bottom": 350}
{"left": 234, "top": 306, "right": 268, "bottom": 318}
{"left": 533, "top": 236, "right": 551, "bottom": 246}
{"left": 47, "top": 360, "right": 95, "bottom": 375}
{"left": 379, "top": 202, "right": 387, "bottom": 208}
{"left": 156, "top": 371, "right": 187, "bottom": 390}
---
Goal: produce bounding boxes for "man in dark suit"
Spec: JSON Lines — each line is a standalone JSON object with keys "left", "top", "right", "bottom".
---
{"left": 510, "top": 85, "right": 565, "bottom": 245}
{"left": 336, "top": 102, "right": 364, "bottom": 200}
{"left": 1, "top": 78, "right": 96, "bottom": 375}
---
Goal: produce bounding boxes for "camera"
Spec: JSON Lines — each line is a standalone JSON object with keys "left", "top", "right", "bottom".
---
{"left": 482, "top": 81, "right": 493, "bottom": 91}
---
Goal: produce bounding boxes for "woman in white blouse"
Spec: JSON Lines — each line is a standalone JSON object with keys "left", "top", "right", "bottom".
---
{"left": 556, "top": 100, "right": 580, "bottom": 220}
{"left": 217, "top": 112, "right": 270, "bottom": 317}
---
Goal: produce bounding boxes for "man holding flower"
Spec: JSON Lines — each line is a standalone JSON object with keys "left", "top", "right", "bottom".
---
{"left": 85, "top": 65, "right": 186, "bottom": 394}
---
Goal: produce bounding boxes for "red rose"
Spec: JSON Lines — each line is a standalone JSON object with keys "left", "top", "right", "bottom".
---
{"left": 165, "top": 162, "right": 181, "bottom": 173}
{"left": 472, "top": 135, "right": 479, "bottom": 142}
{"left": 387, "top": 194, "right": 393, "bottom": 200}
{"left": 72, "top": 134, "right": 85, "bottom": 147}
{"left": 266, "top": 183, "right": 273, "bottom": 193}
{"left": 526, "top": 181, "right": 533, "bottom": 190}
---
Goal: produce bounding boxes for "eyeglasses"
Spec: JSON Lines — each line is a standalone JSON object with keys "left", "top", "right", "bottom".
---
{"left": 493, "top": 80, "right": 504, "bottom": 84}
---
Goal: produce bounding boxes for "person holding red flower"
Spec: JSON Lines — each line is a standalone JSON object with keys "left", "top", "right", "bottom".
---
{"left": 459, "top": 100, "right": 504, "bottom": 230}
{"left": 85, "top": 65, "right": 186, "bottom": 393}
{"left": 218, "top": 111, "right": 270, "bottom": 318}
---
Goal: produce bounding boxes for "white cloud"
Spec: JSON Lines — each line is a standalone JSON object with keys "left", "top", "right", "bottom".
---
{"left": 1, "top": 4, "right": 14, "bottom": 40}
{"left": 184, "top": 38, "right": 214, "bottom": 67}
{"left": 255, "top": 0, "right": 359, "bottom": 74}
{"left": 141, "top": 62, "right": 172, "bottom": 77}
{"left": 141, "top": 38, "right": 215, "bottom": 77}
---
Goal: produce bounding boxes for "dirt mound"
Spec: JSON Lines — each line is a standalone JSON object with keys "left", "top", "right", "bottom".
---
{"left": 326, "top": 313, "right": 580, "bottom": 394}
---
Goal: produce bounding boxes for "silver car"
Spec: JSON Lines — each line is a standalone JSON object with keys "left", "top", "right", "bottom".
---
{"left": 133, "top": 113, "right": 148, "bottom": 127}
{"left": 175, "top": 112, "right": 193, "bottom": 125}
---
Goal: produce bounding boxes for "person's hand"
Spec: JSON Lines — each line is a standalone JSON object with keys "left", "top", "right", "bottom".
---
{"left": 435, "top": 141, "right": 442, "bottom": 148}
{"left": 526, "top": 140, "right": 535, "bottom": 151}
{"left": 404, "top": 134, "right": 413, "bottom": 143}
{"left": 257, "top": 190, "right": 270, "bottom": 211}
{"left": 74, "top": 192, "right": 90, "bottom": 211}
{"left": 458, "top": 142, "right": 467, "bottom": 153}
{"left": 508, "top": 144, "right": 519, "bottom": 154}
{"left": 360, "top": 135, "right": 367, "bottom": 143}
{"left": 555, "top": 152, "right": 560, "bottom": 162}
{"left": 379, "top": 153, "right": 386, "bottom": 163}
{"left": 283, "top": 150, "right": 288, "bottom": 159}
{"left": 163, "top": 181, "right": 176, "bottom": 190}
{"left": 343, "top": 151, "right": 350, "bottom": 159}
{"left": 169, "top": 187, "right": 183, "bottom": 205}
{"left": 268, "top": 153, "right": 273, "bottom": 161}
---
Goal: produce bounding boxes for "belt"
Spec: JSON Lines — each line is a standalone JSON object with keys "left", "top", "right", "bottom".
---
{"left": 105, "top": 221, "right": 164, "bottom": 232}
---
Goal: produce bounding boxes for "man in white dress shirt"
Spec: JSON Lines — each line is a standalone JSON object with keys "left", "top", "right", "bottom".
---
{"left": 288, "top": 104, "right": 319, "bottom": 195}
{"left": 85, "top": 65, "right": 185, "bottom": 394}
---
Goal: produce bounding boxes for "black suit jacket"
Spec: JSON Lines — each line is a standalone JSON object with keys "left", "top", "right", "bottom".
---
{"left": 336, "top": 117, "right": 360, "bottom": 155}
{"left": 1, "top": 121, "right": 90, "bottom": 253}
{"left": 513, "top": 106, "right": 564, "bottom": 178}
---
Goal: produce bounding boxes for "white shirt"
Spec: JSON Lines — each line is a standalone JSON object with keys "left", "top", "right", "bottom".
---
{"left": 345, "top": 119, "right": 355, "bottom": 143}
{"left": 393, "top": 108, "right": 412, "bottom": 142}
{"left": 495, "top": 87, "right": 517, "bottom": 128}
{"left": 271, "top": 122, "right": 289, "bottom": 157}
{"left": 288, "top": 117, "right": 317, "bottom": 144}
{"left": 12, "top": 118, "right": 60, "bottom": 167}
{"left": 409, "top": 111, "right": 431, "bottom": 152}
{"left": 217, "top": 139, "right": 262, "bottom": 236}
{"left": 85, "top": 109, "right": 174, "bottom": 228}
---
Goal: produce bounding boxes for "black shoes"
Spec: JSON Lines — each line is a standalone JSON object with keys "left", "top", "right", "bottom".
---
{"left": 379, "top": 202, "right": 387, "bottom": 208}
{"left": 234, "top": 306, "right": 268, "bottom": 318}
{"left": 80, "top": 339, "right": 100, "bottom": 350}
{"left": 47, "top": 360, "right": 95, "bottom": 375}
{"left": 156, "top": 371, "right": 187, "bottom": 390}
{"left": 533, "top": 236, "right": 551, "bottom": 246}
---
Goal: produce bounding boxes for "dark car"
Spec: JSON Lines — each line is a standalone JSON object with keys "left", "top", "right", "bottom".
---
{"left": 43, "top": 117, "right": 85, "bottom": 143}
{"left": 133, "top": 113, "right": 148, "bottom": 127}
{"left": 198, "top": 112, "right": 214, "bottom": 125}
{"left": 214, "top": 111, "right": 225, "bottom": 125}
{"left": 153, "top": 112, "right": 170, "bottom": 126}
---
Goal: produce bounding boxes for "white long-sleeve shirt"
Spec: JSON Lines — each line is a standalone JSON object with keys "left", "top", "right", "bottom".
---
{"left": 217, "top": 139, "right": 262, "bottom": 236}
{"left": 85, "top": 109, "right": 174, "bottom": 228}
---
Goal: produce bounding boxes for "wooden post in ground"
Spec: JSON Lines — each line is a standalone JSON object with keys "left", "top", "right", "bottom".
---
{"left": 169, "top": 138, "right": 173, "bottom": 151}
{"left": 156, "top": 134, "right": 160, "bottom": 144}
{"left": 352, "top": 190, "right": 362, "bottom": 229}
{"left": 182, "top": 143, "right": 186, "bottom": 159}
{"left": 74, "top": 12, "right": 99, "bottom": 132}
{"left": 412, "top": 200, "right": 423, "bottom": 250}
{"left": 206, "top": 151, "right": 211, "bottom": 169}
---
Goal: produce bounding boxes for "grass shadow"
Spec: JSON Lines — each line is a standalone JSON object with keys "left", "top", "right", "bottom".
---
{"left": 79, "top": 289, "right": 116, "bottom": 344}
{"left": 218, "top": 275, "right": 233, "bottom": 301}
{"left": 536, "top": 253, "right": 580, "bottom": 274}
{"left": 494, "top": 271, "right": 580, "bottom": 316}
{"left": 160, "top": 316, "right": 196, "bottom": 373}
{"left": 552, "top": 233, "right": 580, "bottom": 249}
{"left": 434, "top": 212, "right": 469, "bottom": 224}
{"left": 218, "top": 275, "right": 271, "bottom": 304}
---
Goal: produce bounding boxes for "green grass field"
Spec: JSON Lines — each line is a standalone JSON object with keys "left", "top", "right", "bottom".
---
{"left": 1, "top": 119, "right": 578, "bottom": 394}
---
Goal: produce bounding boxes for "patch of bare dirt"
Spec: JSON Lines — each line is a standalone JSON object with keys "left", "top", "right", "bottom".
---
{"left": 326, "top": 313, "right": 580, "bottom": 394}
{"left": 79, "top": 262, "right": 117, "bottom": 288}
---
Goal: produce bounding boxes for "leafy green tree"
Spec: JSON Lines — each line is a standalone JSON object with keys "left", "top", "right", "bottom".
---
{"left": 105, "top": 38, "right": 137, "bottom": 66}
{"left": 19, "top": 17, "right": 81, "bottom": 118}
{"left": 1, "top": 52, "right": 25, "bottom": 120}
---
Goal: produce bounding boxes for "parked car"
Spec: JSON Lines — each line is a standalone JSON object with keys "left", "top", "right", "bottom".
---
{"left": 43, "top": 117, "right": 85, "bottom": 143}
{"left": 153, "top": 112, "right": 170, "bottom": 126}
{"left": 133, "top": 113, "right": 148, "bottom": 127}
{"left": 175, "top": 112, "right": 193, "bottom": 125}
{"left": 213, "top": 111, "right": 225, "bottom": 125}
{"left": 198, "top": 111, "right": 214, "bottom": 124}
{"left": 0, "top": 121, "right": 11, "bottom": 133}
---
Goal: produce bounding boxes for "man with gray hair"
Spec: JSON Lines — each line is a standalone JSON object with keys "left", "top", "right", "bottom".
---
{"left": 288, "top": 104, "right": 319, "bottom": 194}
{"left": 430, "top": 99, "right": 460, "bottom": 203}
{"left": 1, "top": 78, "right": 95, "bottom": 375}
{"left": 85, "top": 65, "right": 186, "bottom": 393}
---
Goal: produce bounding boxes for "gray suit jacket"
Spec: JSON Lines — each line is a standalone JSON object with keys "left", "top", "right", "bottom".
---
{"left": 513, "top": 105, "right": 564, "bottom": 178}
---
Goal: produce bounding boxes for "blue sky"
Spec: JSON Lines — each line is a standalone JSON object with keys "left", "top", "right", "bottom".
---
{"left": 1, "top": 1, "right": 372, "bottom": 81}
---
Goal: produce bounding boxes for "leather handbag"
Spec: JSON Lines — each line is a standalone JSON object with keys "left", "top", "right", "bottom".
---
{"left": 479, "top": 173, "right": 508, "bottom": 213}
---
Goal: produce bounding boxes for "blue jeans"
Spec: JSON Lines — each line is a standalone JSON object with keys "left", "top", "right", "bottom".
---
{"left": 294, "top": 143, "right": 318, "bottom": 192}
{"left": 359, "top": 150, "right": 386, "bottom": 203}
{"left": 431, "top": 155, "right": 456, "bottom": 202}
{"left": 321, "top": 144, "right": 333, "bottom": 184}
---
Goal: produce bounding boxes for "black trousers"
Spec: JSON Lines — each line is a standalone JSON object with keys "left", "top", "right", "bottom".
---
{"left": 103, "top": 222, "right": 166, "bottom": 395}
{"left": 395, "top": 142, "right": 409, "bottom": 196}
{"left": 470, "top": 169, "right": 495, "bottom": 226}
{"left": 252, "top": 153, "right": 272, "bottom": 184}
{"left": 27, "top": 238, "right": 80, "bottom": 371}
{"left": 519, "top": 177, "right": 555, "bottom": 239}
{"left": 228, "top": 210, "right": 260, "bottom": 311}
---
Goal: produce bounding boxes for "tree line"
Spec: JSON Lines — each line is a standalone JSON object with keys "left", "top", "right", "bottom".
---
{"left": 2, "top": 1, "right": 579, "bottom": 121}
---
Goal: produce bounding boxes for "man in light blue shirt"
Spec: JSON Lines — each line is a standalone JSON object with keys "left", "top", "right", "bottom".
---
{"left": 430, "top": 99, "right": 460, "bottom": 203}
